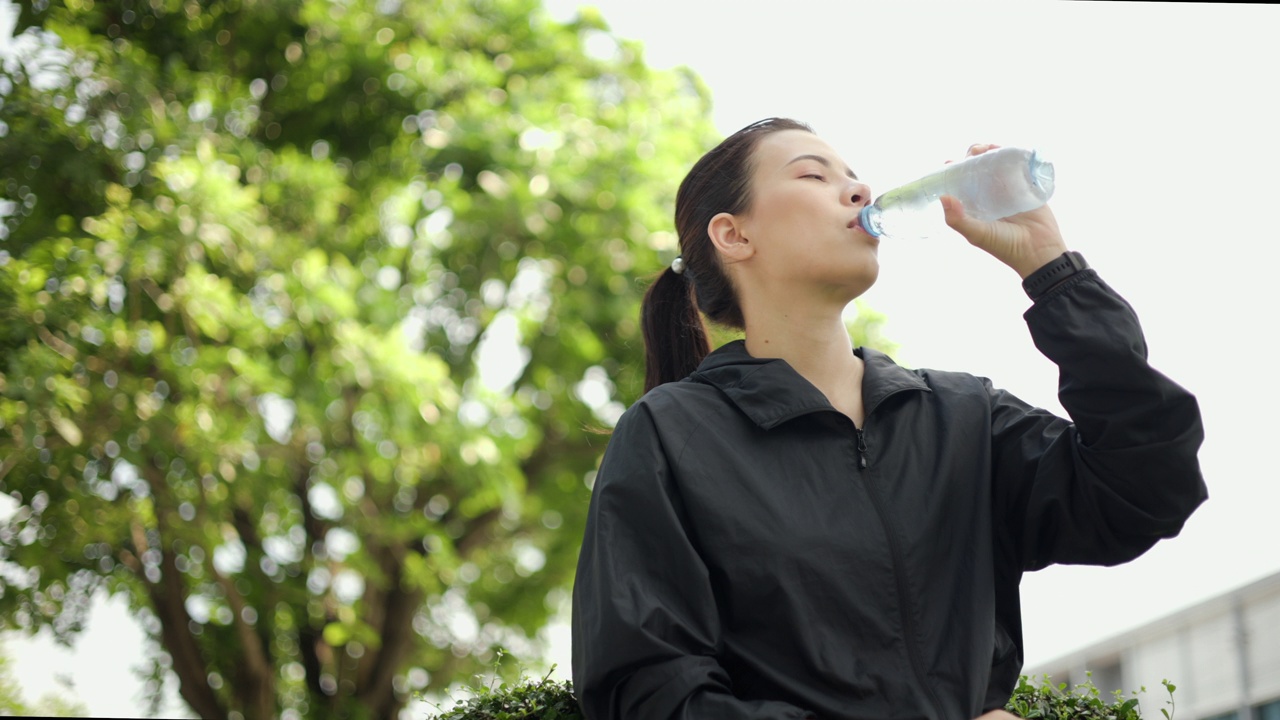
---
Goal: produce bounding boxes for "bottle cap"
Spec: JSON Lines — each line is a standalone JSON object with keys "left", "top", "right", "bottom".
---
{"left": 859, "top": 205, "right": 883, "bottom": 238}
{"left": 1029, "top": 149, "right": 1056, "bottom": 199}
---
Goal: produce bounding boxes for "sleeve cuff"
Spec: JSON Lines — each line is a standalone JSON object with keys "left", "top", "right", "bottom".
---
{"left": 1022, "top": 251, "right": 1089, "bottom": 300}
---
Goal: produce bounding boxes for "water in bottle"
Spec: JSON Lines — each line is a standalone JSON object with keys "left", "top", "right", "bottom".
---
{"left": 859, "top": 147, "right": 1055, "bottom": 240}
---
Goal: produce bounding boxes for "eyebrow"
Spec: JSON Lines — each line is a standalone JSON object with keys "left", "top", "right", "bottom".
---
{"left": 785, "top": 154, "right": 858, "bottom": 180}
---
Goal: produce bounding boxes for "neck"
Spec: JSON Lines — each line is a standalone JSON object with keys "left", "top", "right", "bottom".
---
{"left": 741, "top": 295, "right": 863, "bottom": 418}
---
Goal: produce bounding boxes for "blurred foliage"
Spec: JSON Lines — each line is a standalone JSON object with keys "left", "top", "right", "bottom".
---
{"left": 0, "top": 642, "right": 24, "bottom": 716}
{"left": 415, "top": 672, "right": 1178, "bottom": 720}
{"left": 0, "top": 639, "right": 89, "bottom": 716}
{"left": 1006, "top": 674, "right": 1178, "bottom": 720}
{"left": 0, "top": 0, "right": 896, "bottom": 718}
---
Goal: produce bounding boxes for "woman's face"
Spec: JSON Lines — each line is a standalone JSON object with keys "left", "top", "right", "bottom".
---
{"left": 732, "top": 129, "right": 879, "bottom": 303}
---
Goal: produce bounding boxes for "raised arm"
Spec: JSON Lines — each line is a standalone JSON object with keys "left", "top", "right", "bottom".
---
{"left": 940, "top": 143, "right": 1206, "bottom": 569}
{"left": 987, "top": 268, "right": 1206, "bottom": 570}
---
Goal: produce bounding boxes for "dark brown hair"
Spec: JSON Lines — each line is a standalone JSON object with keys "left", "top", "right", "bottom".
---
{"left": 641, "top": 117, "right": 814, "bottom": 393}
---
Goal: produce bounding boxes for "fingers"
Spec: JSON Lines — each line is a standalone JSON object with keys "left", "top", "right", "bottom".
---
{"left": 941, "top": 195, "right": 971, "bottom": 229}
{"left": 940, "top": 195, "right": 990, "bottom": 247}
{"left": 946, "top": 143, "right": 1002, "bottom": 165}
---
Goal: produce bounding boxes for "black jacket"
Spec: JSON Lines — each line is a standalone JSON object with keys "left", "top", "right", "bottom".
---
{"left": 571, "top": 270, "right": 1207, "bottom": 720}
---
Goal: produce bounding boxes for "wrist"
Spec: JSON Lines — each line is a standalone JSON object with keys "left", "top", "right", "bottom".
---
{"left": 1014, "top": 246, "right": 1072, "bottom": 280}
{"left": 1020, "top": 251, "right": 1089, "bottom": 300}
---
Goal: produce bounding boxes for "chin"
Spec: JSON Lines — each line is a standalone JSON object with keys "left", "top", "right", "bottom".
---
{"left": 847, "top": 258, "right": 880, "bottom": 294}
{"left": 847, "top": 278, "right": 877, "bottom": 301}
{"left": 824, "top": 265, "right": 878, "bottom": 303}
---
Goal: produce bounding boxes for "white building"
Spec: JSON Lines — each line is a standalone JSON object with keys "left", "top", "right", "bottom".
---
{"left": 1027, "top": 570, "right": 1280, "bottom": 720}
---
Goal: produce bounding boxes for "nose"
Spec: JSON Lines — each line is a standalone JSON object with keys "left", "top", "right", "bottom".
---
{"left": 845, "top": 180, "right": 871, "bottom": 206}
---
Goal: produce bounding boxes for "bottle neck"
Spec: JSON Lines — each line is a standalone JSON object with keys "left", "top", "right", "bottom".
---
{"left": 859, "top": 205, "right": 884, "bottom": 238}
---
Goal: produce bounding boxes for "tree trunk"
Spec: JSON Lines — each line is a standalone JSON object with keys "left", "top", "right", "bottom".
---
{"left": 133, "top": 509, "right": 225, "bottom": 720}
{"left": 356, "top": 549, "right": 423, "bottom": 720}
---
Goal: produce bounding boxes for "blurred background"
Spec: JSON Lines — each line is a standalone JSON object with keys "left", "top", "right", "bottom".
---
{"left": 2, "top": 0, "right": 1278, "bottom": 717}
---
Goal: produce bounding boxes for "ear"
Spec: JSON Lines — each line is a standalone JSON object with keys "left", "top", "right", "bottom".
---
{"left": 707, "top": 212, "right": 755, "bottom": 263}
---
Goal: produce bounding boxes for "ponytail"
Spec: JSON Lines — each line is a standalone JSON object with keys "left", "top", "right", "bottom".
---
{"left": 639, "top": 117, "right": 814, "bottom": 395}
{"left": 641, "top": 267, "right": 710, "bottom": 394}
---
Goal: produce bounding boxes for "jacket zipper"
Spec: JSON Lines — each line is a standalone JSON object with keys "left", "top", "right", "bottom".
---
{"left": 853, "top": 421, "right": 946, "bottom": 720}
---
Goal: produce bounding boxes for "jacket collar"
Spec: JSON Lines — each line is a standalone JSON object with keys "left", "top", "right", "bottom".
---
{"left": 688, "top": 340, "right": 931, "bottom": 430}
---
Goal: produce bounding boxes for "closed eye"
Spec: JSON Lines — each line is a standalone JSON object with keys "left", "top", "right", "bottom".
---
{"left": 802, "top": 174, "right": 826, "bottom": 181}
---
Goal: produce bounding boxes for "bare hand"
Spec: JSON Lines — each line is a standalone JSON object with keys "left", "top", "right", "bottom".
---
{"left": 940, "top": 143, "right": 1069, "bottom": 279}
{"left": 973, "top": 711, "right": 1021, "bottom": 720}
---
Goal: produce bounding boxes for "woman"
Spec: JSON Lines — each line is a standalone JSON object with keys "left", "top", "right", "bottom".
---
{"left": 570, "top": 118, "right": 1206, "bottom": 720}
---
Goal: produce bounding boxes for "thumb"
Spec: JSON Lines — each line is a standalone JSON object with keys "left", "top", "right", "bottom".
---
{"left": 941, "top": 195, "right": 985, "bottom": 241}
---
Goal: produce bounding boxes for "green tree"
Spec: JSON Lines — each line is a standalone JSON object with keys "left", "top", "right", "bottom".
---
{"left": 0, "top": 641, "right": 27, "bottom": 716}
{"left": 0, "top": 0, "right": 896, "bottom": 718}
{"left": 0, "top": 640, "right": 89, "bottom": 717}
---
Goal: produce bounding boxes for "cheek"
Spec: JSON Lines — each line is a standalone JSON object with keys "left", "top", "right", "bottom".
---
{"left": 748, "top": 193, "right": 809, "bottom": 237}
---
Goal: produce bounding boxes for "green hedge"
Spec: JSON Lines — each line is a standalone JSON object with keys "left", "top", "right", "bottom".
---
{"left": 425, "top": 668, "right": 1177, "bottom": 720}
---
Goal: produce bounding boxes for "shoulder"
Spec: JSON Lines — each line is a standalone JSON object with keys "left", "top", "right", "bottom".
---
{"left": 908, "top": 366, "right": 1006, "bottom": 419}
{"left": 593, "top": 381, "right": 730, "bottom": 498}
{"left": 911, "top": 366, "right": 1043, "bottom": 424}
{"left": 625, "top": 378, "right": 732, "bottom": 421}
{"left": 609, "top": 379, "right": 731, "bottom": 445}
{"left": 859, "top": 346, "right": 989, "bottom": 402}
{"left": 912, "top": 366, "right": 991, "bottom": 396}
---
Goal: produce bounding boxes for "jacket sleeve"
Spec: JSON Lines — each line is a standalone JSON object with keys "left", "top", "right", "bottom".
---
{"left": 987, "top": 269, "right": 1208, "bottom": 571}
{"left": 571, "top": 400, "right": 816, "bottom": 720}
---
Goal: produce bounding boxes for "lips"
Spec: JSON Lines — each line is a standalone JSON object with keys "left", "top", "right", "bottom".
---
{"left": 848, "top": 215, "right": 878, "bottom": 243}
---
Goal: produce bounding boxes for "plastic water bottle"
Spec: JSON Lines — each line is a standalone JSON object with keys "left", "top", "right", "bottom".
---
{"left": 859, "top": 147, "right": 1055, "bottom": 240}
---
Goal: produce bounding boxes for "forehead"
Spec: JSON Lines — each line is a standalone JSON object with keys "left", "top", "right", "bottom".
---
{"left": 753, "top": 129, "right": 844, "bottom": 170}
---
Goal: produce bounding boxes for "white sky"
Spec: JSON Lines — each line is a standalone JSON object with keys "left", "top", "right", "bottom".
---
{"left": 5, "top": 0, "right": 1280, "bottom": 715}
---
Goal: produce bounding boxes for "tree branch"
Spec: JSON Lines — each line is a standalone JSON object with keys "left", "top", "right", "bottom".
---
{"left": 211, "top": 565, "right": 276, "bottom": 720}
{"left": 0, "top": 451, "right": 19, "bottom": 483}
{"left": 129, "top": 491, "right": 224, "bottom": 720}
{"left": 289, "top": 441, "right": 329, "bottom": 702}
{"left": 192, "top": 473, "right": 276, "bottom": 720}
{"left": 36, "top": 325, "right": 78, "bottom": 360}
{"left": 454, "top": 507, "right": 503, "bottom": 557}
{"left": 355, "top": 545, "right": 423, "bottom": 720}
